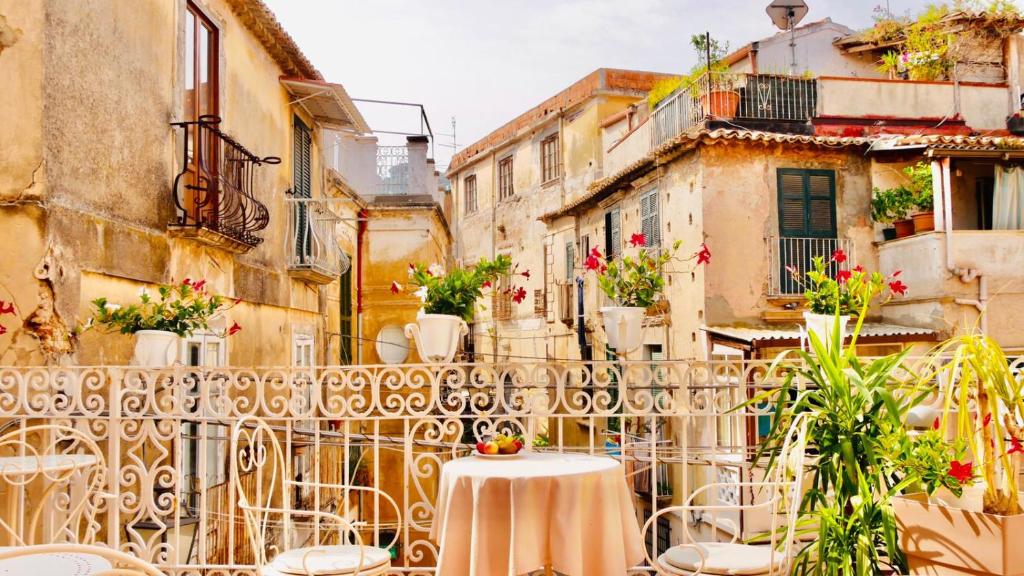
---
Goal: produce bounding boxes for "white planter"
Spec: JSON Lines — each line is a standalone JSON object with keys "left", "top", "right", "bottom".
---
{"left": 132, "top": 330, "right": 179, "bottom": 367}
{"left": 404, "top": 314, "right": 468, "bottom": 363}
{"left": 601, "top": 306, "right": 646, "bottom": 353}
{"left": 802, "top": 312, "right": 850, "bottom": 349}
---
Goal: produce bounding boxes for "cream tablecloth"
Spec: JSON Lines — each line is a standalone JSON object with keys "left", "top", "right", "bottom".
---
{"left": 430, "top": 452, "right": 644, "bottom": 576}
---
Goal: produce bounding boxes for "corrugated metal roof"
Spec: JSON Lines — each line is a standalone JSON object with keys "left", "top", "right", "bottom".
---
{"left": 703, "top": 323, "right": 936, "bottom": 346}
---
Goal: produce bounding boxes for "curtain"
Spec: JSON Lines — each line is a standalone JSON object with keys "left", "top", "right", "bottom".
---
{"left": 993, "top": 165, "right": 1024, "bottom": 230}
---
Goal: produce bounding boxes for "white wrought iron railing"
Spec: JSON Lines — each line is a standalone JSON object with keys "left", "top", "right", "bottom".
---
{"left": 286, "top": 197, "right": 348, "bottom": 281}
{"left": 376, "top": 145, "right": 410, "bottom": 196}
{"left": 651, "top": 73, "right": 818, "bottom": 147}
{"left": 767, "top": 236, "right": 854, "bottom": 296}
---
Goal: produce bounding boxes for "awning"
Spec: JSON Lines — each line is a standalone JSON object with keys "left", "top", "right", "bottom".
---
{"left": 281, "top": 77, "right": 371, "bottom": 133}
{"left": 868, "top": 134, "right": 1024, "bottom": 159}
{"left": 703, "top": 323, "right": 937, "bottom": 351}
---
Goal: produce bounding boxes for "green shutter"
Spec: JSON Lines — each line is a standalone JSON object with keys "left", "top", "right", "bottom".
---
{"left": 776, "top": 169, "right": 836, "bottom": 238}
{"left": 339, "top": 256, "right": 353, "bottom": 365}
{"left": 293, "top": 117, "right": 312, "bottom": 198}
{"left": 565, "top": 241, "right": 574, "bottom": 281}
{"left": 641, "top": 189, "right": 660, "bottom": 247}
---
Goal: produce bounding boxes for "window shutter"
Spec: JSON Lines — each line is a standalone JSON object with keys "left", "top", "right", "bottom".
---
{"left": 606, "top": 208, "right": 621, "bottom": 259}
{"left": 293, "top": 117, "right": 312, "bottom": 198}
{"left": 807, "top": 172, "right": 836, "bottom": 236}
{"left": 777, "top": 169, "right": 836, "bottom": 238}
{"left": 641, "top": 190, "right": 660, "bottom": 247}
{"left": 565, "top": 241, "right": 574, "bottom": 281}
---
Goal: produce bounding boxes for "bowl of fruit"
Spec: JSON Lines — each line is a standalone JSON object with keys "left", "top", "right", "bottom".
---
{"left": 475, "top": 433, "right": 525, "bottom": 458}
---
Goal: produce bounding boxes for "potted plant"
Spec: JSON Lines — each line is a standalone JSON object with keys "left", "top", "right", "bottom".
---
{"left": 871, "top": 186, "right": 912, "bottom": 241}
{"left": 894, "top": 334, "right": 1024, "bottom": 575}
{"left": 744, "top": 312, "right": 932, "bottom": 575}
{"left": 904, "top": 161, "right": 935, "bottom": 234}
{"left": 1008, "top": 111, "right": 1024, "bottom": 136}
{"left": 785, "top": 249, "right": 906, "bottom": 348}
{"left": 683, "top": 33, "right": 739, "bottom": 119}
{"left": 585, "top": 233, "right": 709, "bottom": 354}
{"left": 393, "top": 256, "right": 512, "bottom": 363}
{"left": 89, "top": 279, "right": 241, "bottom": 367}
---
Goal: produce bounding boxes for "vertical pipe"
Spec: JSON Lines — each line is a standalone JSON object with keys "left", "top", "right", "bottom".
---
{"left": 356, "top": 208, "right": 368, "bottom": 364}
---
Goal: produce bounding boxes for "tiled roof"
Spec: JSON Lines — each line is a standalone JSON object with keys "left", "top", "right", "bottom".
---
{"left": 836, "top": 10, "right": 1024, "bottom": 50}
{"left": 228, "top": 0, "right": 323, "bottom": 80}
{"left": 540, "top": 129, "right": 869, "bottom": 221}
{"left": 704, "top": 323, "right": 936, "bottom": 346}
{"left": 876, "top": 133, "right": 1024, "bottom": 152}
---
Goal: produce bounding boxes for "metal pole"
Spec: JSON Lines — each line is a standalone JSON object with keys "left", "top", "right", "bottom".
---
{"left": 789, "top": 11, "right": 797, "bottom": 76}
{"left": 705, "top": 31, "right": 712, "bottom": 73}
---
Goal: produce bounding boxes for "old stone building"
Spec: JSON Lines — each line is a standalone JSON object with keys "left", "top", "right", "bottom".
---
{"left": 0, "top": 0, "right": 448, "bottom": 367}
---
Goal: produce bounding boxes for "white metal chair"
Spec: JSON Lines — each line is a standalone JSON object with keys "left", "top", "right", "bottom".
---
{"left": 0, "top": 424, "right": 107, "bottom": 546}
{"left": 230, "top": 416, "right": 400, "bottom": 576}
{"left": 642, "top": 416, "right": 808, "bottom": 576}
{"left": 0, "top": 543, "right": 163, "bottom": 575}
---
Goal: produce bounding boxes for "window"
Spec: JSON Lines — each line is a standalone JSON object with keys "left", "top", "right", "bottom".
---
{"left": 339, "top": 259, "right": 353, "bottom": 364}
{"left": 604, "top": 208, "right": 621, "bottom": 260}
{"left": 181, "top": 331, "right": 227, "bottom": 509}
{"left": 533, "top": 289, "right": 546, "bottom": 316}
{"left": 640, "top": 189, "right": 660, "bottom": 247}
{"left": 183, "top": 2, "right": 219, "bottom": 223}
{"left": 777, "top": 169, "right": 836, "bottom": 239}
{"left": 541, "top": 134, "right": 560, "bottom": 183}
{"left": 291, "top": 334, "right": 316, "bottom": 508}
{"left": 293, "top": 116, "right": 313, "bottom": 260}
{"left": 464, "top": 175, "right": 477, "bottom": 213}
{"left": 581, "top": 234, "right": 590, "bottom": 261}
{"left": 565, "top": 240, "right": 575, "bottom": 281}
{"left": 498, "top": 156, "right": 514, "bottom": 200}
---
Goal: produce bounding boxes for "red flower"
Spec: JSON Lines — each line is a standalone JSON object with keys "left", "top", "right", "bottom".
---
{"left": 0, "top": 325, "right": 6, "bottom": 336}
{"left": 948, "top": 460, "right": 973, "bottom": 483}
{"left": 191, "top": 279, "right": 206, "bottom": 292}
{"left": 1007, "top": 436, "right": 1024, "bottom": 455}
{"left": 853, "top": 265, "right": 864, "bottom": 273}
{"left": 227, "top": 322, "right": 242, "bottom": 336}
{"left": 482, "top": 280, "right": 492, "bottom": 289}
{"left": 590, "top": 247, "right": 602, "bottom": 259}
{"left": 888, "top": 280, "right": 908, "bottom": 296}
{"left": 891, "top": 270, "right": 902, "bottom": 277}
{"left": 933, "top": 417, "right": 941, "bottom": 430}
{"left": 512, "top": 286, "right": 527, "bottom": 304}
{"left": 831, "top": 249, "right": 847, "bottom": 263}
{"left": 696, "top": 243, "right": 711, "bottom": 266}
{"left": 0, "top": 301, "right": 14, "bottom": 315}
{"left": 629, "top": 232, "right": 646, "bottom": 247}
{"left": 983, "top": 413, "right": 992, "bottom": 428}
{"left": 182, "top": 278, "right": 192, "bottom": 287}
{"left": 585, "top": 255, "right": 602, "bottom": 271}
{"left": 234, "top": 297, "right": 243, "bottom": 305}
{"left": 836, "top": 269, "right": 852, "bottom": 283}
{"left": 390, "top": 281, "right": 402, "bottom": 295}
{"left": 521, "top": 270, "right": 531, "bottom": 279}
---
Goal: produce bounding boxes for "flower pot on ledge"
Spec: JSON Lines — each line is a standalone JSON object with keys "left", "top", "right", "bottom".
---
{"left": 404, "top": 314, "right": 468, "bottom": 364}
{"left": 912, "top": 211, "right": 935, "bottom": 234}
{"left": 894, "top": 218, "right": 915, "bottom": 238}
{"left": 699, "top": 89, "right": 740, "bottom": 118}
{"left": 894, "top": 492, "right": 1024, "bottom": 575}
{"left": 132, "top": 330, "right": 179, "bottom": 367}
{"left": 601, "top": 306, "right": 645, "bottom": 353}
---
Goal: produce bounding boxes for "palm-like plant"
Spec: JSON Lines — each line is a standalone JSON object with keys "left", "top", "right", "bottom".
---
{"left": 748, "top": 311, "right": 927, "bottom": 574}
{"left": 916, "top": 333, "right": 1024, "bottom": 516}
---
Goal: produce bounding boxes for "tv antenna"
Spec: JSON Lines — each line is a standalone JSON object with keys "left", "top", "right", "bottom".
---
{"left": 766, "top": 0, "right": 809, "bottom": 76}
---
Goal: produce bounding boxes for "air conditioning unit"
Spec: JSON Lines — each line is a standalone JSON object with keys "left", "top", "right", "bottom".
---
{"left": 558, "top": 283, "right": 574, "bottom": 326}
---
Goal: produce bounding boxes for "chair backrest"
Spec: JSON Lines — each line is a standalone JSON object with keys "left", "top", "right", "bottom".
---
{"left": 765, "top": 415, "right": 808, "bottom": 574}
{"left": 230, "top": 416, "right": 291, "bottom": 569}
{"left": 0, "top": 424, "right": 106, "bottom": 546}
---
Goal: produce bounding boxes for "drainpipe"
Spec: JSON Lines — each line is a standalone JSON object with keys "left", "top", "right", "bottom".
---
{"left": 938, "top": 157, "right": 988, "bottom": 332}
{"left": 750, "top": 41, "right": 760, "bottom": 75}
{"left": 356, "top": 207, "right": 368, "bottom": 364}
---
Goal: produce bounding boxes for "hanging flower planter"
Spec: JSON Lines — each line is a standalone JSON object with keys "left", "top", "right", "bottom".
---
{"left": 404, "top": 314, "right": 468, "bottom": 364}
{"left": 132, "top": 330, "right": 179, "bottom": 367}
{"left": 600, "top": 306, "right": 646, "bottom": 353}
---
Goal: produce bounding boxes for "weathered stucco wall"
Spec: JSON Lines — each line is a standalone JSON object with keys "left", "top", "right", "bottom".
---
{"left": 0, "top": 0, "right": 346, "bottom": 365}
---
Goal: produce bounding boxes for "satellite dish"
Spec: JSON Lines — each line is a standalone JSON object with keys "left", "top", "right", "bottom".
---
{"left": 766, "top": 0, "right": 809, "bottom": 31}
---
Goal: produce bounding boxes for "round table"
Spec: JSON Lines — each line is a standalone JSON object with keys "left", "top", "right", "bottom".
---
{"left": 430, "top": 452, "right": 645, "bottom": 576}
{"left": 0, "top": 548, "right": 112, "bottom": 575}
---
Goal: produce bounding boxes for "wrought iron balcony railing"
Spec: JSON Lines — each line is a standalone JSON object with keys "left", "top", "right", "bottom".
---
{"left": 285, "top": 196, "right": 348, "bottom": 284}
{"left": 171, "top": 115, "right": 279, "bottom": 250}
{"left": 767, "top": 236, "right": 854, "bottom": 296}
{"left": 651, "top": 73, "right": 818, "bottom": 147}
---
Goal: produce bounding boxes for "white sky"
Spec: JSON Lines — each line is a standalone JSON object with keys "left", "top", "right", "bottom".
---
{"left": 265, "top": 0, "right": 939, "bottom": 171}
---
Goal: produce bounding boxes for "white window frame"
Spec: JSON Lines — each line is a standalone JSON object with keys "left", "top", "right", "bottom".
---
{"left": 181, "top": 331, "right": 229, "bottom": 502}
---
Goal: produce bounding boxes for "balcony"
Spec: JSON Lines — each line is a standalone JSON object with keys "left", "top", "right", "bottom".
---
{"left": 766, "top": 236, "right": 854, "bottom": 297}
{"left": 170, "top": 115, "right": 278, "bottom": 253}
{"left": 651, "top": 73, "right": 817, "bottom": 147}
{"left": 286, "top": 196, "right": 348, "bottom": 285}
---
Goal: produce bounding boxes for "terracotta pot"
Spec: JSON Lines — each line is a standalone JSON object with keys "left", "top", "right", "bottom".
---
{"left": 912, "top": 211, "right": 935, "bottom": 234}
{"left": 404, "top": 314, "right": 468, "bottom": 363}
{"left": 894, "top": 492, "right": 1024, "bottom": 575}
{"left": 803, "top": 312, "right": 850, "bottom": 350}
{"left": 699, "top": 89, "right": 740, "bottom": 118}
{"left": 132, "top": 330, "right": 179, "bottom": 367}
{"left": 894, "top": 218, "right": 916, "bottom": 238}
{"left": 601, "top": 306, "right": 645, "bottom": 353}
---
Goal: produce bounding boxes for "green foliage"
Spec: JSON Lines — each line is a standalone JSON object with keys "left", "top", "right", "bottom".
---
{"left": 915, "top": 333, "right": 1024, "bottom": 515}
{"left": 406, "top": 256, "right": 511, "bottom": 322}
{"left": 745, "top": 306, "right": 928, "bottom": 575}
{"left": 648, "top": 76, "right": 684, "bottom": 109}
{"left": 591, "top": 239, "right": 694, "bottom": 308}
{"left": 90, "top": 280, "right": 230, "bottom": 337}
{"left": 871, "top": 186, "right": 914, "bottom": 223}
{"left": 790, "top": 256, "right": 892, "bottom": 316}
{"left": 903, "top": 161, "right": 934, "bottom": 211}
{"left": 897, "top": 427, "right": 970, "bottom": 497}
{"left": 649, "top": 33, "right": 731, "bottom": 109}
